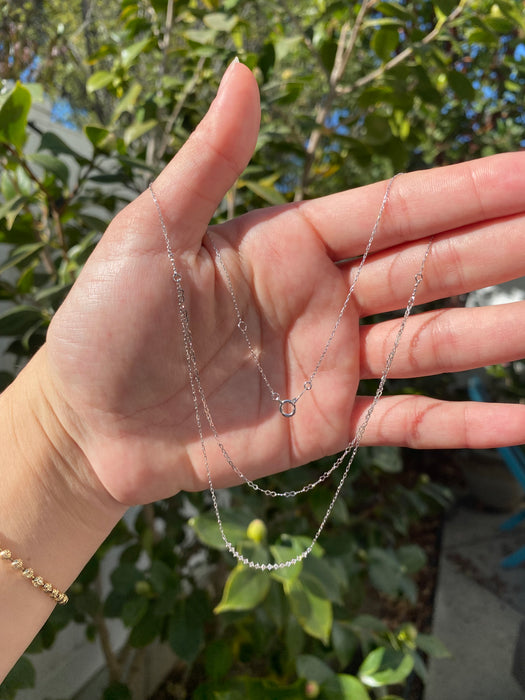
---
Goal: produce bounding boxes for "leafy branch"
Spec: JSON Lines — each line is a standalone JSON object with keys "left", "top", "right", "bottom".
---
{"left": 338, "top": 0, "right": 469, "bottom": 94}
{"left": 297, "top": 0, "right": 377, "bottom": 199}
{"left": 297, "top": 0, "right": 468, "bottom": 199}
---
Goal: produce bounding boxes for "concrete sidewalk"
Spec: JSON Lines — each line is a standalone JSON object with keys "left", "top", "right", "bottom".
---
{"left": 425, "top": 505, "right": 525, "bottom": 700}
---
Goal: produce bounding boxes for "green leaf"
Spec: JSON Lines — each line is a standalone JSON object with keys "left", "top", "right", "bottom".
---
{"left": 15, "top": 164, "right": 35, "bottom": 197}
{"left": 322, "top": 674, "right": 370, "bottom": 700}
{"left": 368, "top": 446, "right": 403, "bottom": 473}
{"left": 351, "top": 614, "right": 389, "bottom": 636}
{"left": 275, "top": 82, "right": 304, "bottom": 106}
{"left": 128, "top": 608, "right": 163, "bottom": 647}
{"left": 0, "top": 82, "right": 31, "bottom": 152}
{"left": 465, "top": 27, "right": 498, "bottom": 47}
{"left": 447, "top": 70, "right": 476, "bottom": 101}
{"left": 121, "top": 596, "right": 149, "bottom": 627}
{"left": 296, "top": 654, "right": 334, "bottom": 683}
{"left": 84, "top": 125, "right": 113, "bottom": 150}
{"left": 274, "top": 36, "right": 302, "bottom": 61}
{"left": 214, "top": 564, "right": 271, "bottom": 613}
{"left": 285, "top": 578, "right": 332, "bottom": 644}
{"left": 0, "top": 195, "right": 26, "bottom": 230}
{"left": 364, "top": 114, "right": 391, "bottom": 145}
{"left": 300, "top": 556, "right": 342, "bottom": 604}
{"left": 285, "top": 613, "right": 305, "bottom": 659}
{"left": 39, "top": 132, "right": 89, "bottom": 163}
{"left": 121, "top": 37, "right": 153, "bottom": 68}
{"left": 103, "top": 682, "right": 132, "bottom": 700}
{"left": 358, "top": 647, "right": 414, "bottom": 688}
{"left": 28, "top": 153, "right": 69, "bottom": 185}
{"left": 318, "top": 39, "right": 338, "bottom": 73}
{"left": 110, "top": 563, "right": 142, "bottom": 595}
{"left": 1, "top": 170, "right": 16, "bottom": 200}
{"left": 86, "top": 70, "right": 114, "bottom": 93}
{"left": 368, "top": 548, "right": 400, "bottom": 596}
{"left": 0, "top": 305, "right": 43, "bottom": 337}
{"left": 416, "top": 633, "right": 451, "bottom": 659}
{"left": 149, "top": 560, "right": 175, "bottom": 594}
{"left": 185, "top": 28, "right": 218, "bottom": 45}
{"left": 169, "top": 596, "right": 205, "bottom": 663}
{"left": 153, "top": 585, "right": 177, "bottom": 616}
{"left": 433, "top": 0, "right": 458, "bottom": 14}
{"left": 204, "top": 639, "right": 234, "bottom": 682}
{"left": 17, "top": 263, "right": 35, "bottom": 294}
{"left": 376, "top": 1, "right": 415, "bottom": 20}
{"left": 74, "top": 587, "right": 101, "bottom": 617}
{"left": 258, "top": 41, "right": 276, "bottom": 80}
{"left": 103, "top": 590, "right": 127, "bottom": 618}
{"left": 0, "top": 656, "right": 35, "bottom": 699}
{"left": 34, "top": 283, "right": 72, "bottom": 306}
{"left": 0, "top": 243, "right": 45, "bottom": 275}
{"left": 332, "top": 621, "right": 359, "bottom": 668}
{"left": 112, "top": 82, "right": 143, "bottom": 122}
{"left": 190, "top": 510, "right": 251, "bottom": 550}
{"left": 270, "top": 545, "right": 303, "bottom": 583}
{"left": 240, "top": 179, "right": 286, "bottom": 205}
{"left": 371, "top": 27, "right": 400, "bottom": 62}
{"left": 123, "top": 119, "right": 157, "bottom": 146}
{"left": 203, "top": 12, "right": 239, "bottom": 32}
{"left": 397, "top": 545, "right": 426, "bottom": 574}
{"left": 485, "top": 14, "right": 521, "bottom": 33}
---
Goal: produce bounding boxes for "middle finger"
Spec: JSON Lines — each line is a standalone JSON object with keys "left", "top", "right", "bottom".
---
{"left": 344, "top": 214, "right": 525, "bottom": 317}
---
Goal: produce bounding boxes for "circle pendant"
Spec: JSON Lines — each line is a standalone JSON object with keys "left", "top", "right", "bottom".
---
{"left": 279, "top": 400, "right": 296, "bottom": 418}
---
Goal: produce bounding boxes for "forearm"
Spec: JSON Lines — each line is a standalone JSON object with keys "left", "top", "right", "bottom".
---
{"left": 0, "top": 347, "right": 126, "bottom": 681}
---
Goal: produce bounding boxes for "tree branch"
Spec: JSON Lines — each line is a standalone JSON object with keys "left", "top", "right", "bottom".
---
{"left": 152, "top": 55, "right": 207, "bottom": 165}
{"left": 296, "top": 0, "right": 375, "bottom": 200}
{"left": 94, "top": 577, "right": 122, "bottom": 682}
{"left": 281, "top": 0, "right": 331, "bottom": 79}
{"left": 337, "top": 0, "right": 468, "bottom": 94}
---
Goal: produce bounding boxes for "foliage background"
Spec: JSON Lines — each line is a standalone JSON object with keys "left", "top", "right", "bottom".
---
{"left": 1, "top": 0, "right": 524, "bottom": 698}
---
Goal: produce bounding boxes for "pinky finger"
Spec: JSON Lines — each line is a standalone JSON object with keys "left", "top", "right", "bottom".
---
{"left": 351, "top": 395, "right": 525, "bottom": 450}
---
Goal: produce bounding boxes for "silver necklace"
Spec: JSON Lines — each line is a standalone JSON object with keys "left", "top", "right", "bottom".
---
{"left": 208, "top": 174, "right": 399, "bottom": 419}
{"left": 149, "top": 180, "right": 433, "bottom": 570}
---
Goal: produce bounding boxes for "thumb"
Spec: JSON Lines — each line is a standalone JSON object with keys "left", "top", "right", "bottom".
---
{"left": 149, "top": 59, "right": 260, "bottom": 253}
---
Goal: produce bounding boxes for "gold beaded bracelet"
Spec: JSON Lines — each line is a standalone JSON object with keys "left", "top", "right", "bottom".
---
{"left": 0, "top": 545, "right": 68, "bottom": 605}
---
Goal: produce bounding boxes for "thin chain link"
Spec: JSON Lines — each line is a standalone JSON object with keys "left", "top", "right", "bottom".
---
{"left": 202, "top": 174, "right": 402, "bottom": 497}
{"left": 208, "top": 173, "right": 399, "bottom": 411}
{"left": 149, "top": 182, "right": 433, "bottom": 569}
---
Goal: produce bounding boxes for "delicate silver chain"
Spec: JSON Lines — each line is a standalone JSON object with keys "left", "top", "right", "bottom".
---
{"left": 208, "top": 173, "right": 399, "bottom": 417}
{"left": 149, "top": 182, "right": 432, "bottom": 570}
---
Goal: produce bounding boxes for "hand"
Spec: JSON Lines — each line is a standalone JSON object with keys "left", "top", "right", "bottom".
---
{"left": 45, "top": 61, "right": 525, "bottom": 505}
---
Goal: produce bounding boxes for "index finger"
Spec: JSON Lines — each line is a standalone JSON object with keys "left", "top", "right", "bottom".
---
{"left": 294, "top": 152, "right": 525, "bottom": 261}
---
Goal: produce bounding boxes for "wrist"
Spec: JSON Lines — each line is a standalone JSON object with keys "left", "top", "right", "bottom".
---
{"left": 0, "top": 346, "right": 127, "bottom": 678}
{"left": 1, "top": 346, "right": 126, "bottom": 577}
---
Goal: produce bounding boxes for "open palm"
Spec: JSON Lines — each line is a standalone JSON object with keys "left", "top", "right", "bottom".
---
{"left": 46, "top": 62, "right": 525, "bottom": 505}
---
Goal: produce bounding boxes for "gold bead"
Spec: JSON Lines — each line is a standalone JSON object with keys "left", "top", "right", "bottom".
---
{"left": 1, "top": 546, "right": 68, "bottom": 605}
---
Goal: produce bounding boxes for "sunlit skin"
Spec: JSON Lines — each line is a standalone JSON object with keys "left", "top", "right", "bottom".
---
{"left": 1, "top": 61, "right": 524, "bottom": 679}
{"left": 47, "top": 62, "right": 525, "bottom": 503}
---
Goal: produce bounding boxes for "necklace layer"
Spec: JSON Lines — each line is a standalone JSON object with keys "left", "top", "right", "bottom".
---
{"left": 149, "top": 179, "right": 433, "bottom": 570}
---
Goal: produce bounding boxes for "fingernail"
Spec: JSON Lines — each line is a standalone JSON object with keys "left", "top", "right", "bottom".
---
{"left": 217, "top": 57, "right": 240, "bottom": 98}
